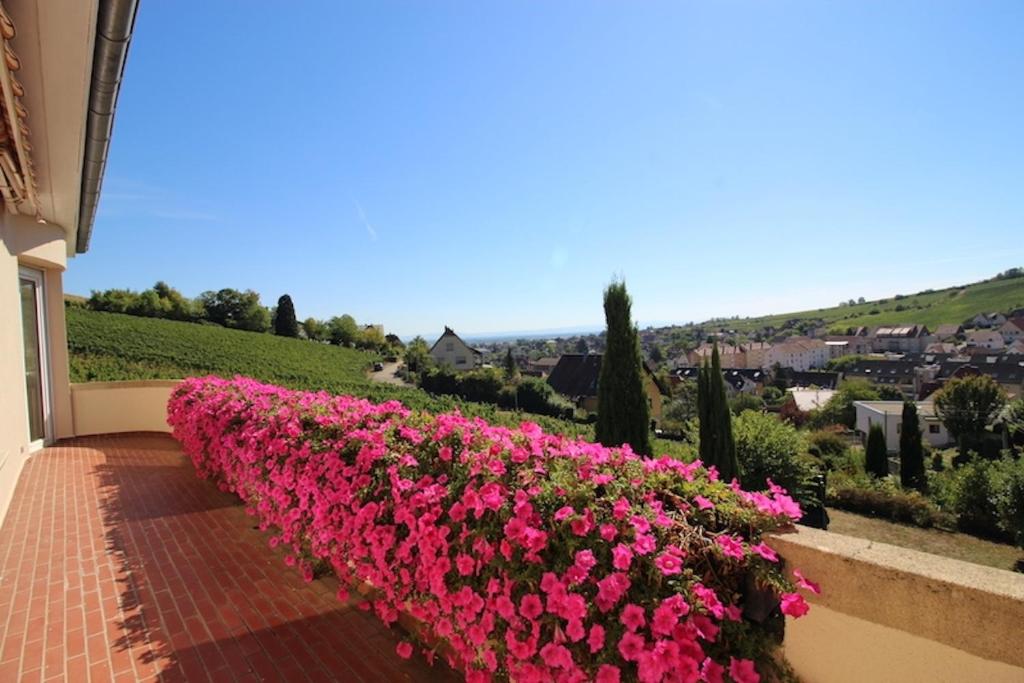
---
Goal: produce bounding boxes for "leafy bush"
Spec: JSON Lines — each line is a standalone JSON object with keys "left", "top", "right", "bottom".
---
{"left": 951, "top": 457, "right": 1003, "bottom": 538}
{"left": 733, "top": 412, "right": 821, "bottom": 511}
{"left": 169, "top": 376, "right": 816, "bottom": 681}
{"left": 807, "top": 428, "right": 849, "bottom": 464}
{"left": 827, "top": 472, "right": 952, "bottom": 528}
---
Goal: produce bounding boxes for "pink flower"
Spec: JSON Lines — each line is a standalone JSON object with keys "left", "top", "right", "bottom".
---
{"left": 520, "top": 594, "right": 543, "bottom": 619}
{"left": 620, "top": 603, "right": 646, "bottom": 631}
{"left": 587, "top": 624, "right": 606, "bottom": 653}
{"left": 780, "top": 592, "right": 810, "bottom": 618}
{"left": 574, "top": 549, "right": 597, "bottom": 573}
{"left": 729, "top": 658, "right": 760, "bottom": 683}
{"left": 565, "top": 619, "right": 585, "bottom": 642}
{"left": 618, "top": 631, "right": 645, "bottom": 662}
{"left": 701, "top": 658, "right": 724, "bottom": 683}
{"left": 793, "top": 568, "right": 821, "bottom": 595}
{"left": 612, "top": 543, "right": 634, "bottom": 571}
{"left": 455, "top": 554, "right": 475, "bottom": 576}
{"left": 633, "top": 533, "right": 656, "bottom": 556}
{"left": 395, "top": 642, "right": 413, "bottom": 659}
{"left": 539, "top": 643, "right": 573, "bottom": 670}
{"left": 694, "top": 495, "right": 715, "bottom": 511}
{"left": 599, "top": 523, "right": 618, "bottom": 541}
{"left": 651, "top": 602, "right": 679, "bottom": 635}
{"left": 595, "top": 664, "right": 621, "bottom": 683}
{"left": 654, "top": 551, "right": 683, "bottom": 576}
{"left": 750, "top": 542, "right": 778, "bottom": 562}
{"left": 554, "top": 506, "right": 575, "bottom": 521}
{"left": 612, "top": 497, "right": 631, "bottom": 520}
{"left": 715, "top": 534, "right": 745, "bottom": 559}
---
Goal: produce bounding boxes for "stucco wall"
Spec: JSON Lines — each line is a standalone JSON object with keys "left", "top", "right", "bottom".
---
{"left": 0, "top": 214, "right": 71, "bottom": 525}
{"left": 70, "top": 380, "right": 181, "bottom": 436}
{"left": 772, "top": 526, "right": 1024, "bottom": 681}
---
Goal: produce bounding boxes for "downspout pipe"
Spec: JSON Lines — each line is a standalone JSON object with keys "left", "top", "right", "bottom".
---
{"left": 75, "top": 0, "right": 138, "bottom": 254}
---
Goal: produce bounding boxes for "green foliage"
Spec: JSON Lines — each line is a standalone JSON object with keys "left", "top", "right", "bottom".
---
{"left": 327, "top": 314, "right": 360, "bottom": 346}
{"left": 732, "top": 411, "right": 819, "bottom": 509}
{"left": 730, "top": 392, "right": 764, "bottom": 416}
{"left": 404, "top": 336, "right": 432, "bottom": 373}
{"left": 503, "top": 348, "right": 518, "bottom": 382}
{"left": 88, "top": 281, "right": 201, "bottom": 322}
{"left": 197, "top": 288, "right": 270, "bottom": 332}
{"left": 808, "top": 428, "right": 853, "bottom": 471}
{"left": 419, "top": 366, "right": 573, "bottom": 420}
{"left": 951, "top": 457, "right": 1002, "bottom": 538}
{"left": 865, "top": 424, "right": 889, "bottom": 478}
{"left": 824, "top": 355, "right": 866, "bottom": 372}
{"left": 899, "top": 402, "right": 926, "bottom": 490}
{"left": 698, "top": 345, "right": 739, "bottom": 481}
{"left": 761, "top": 386, "right": 785, "bottom": 406}
{"left": 815, "top": 378, "right": 881, "bottom": 428}
{"left": 827, "top": 471, "right": 951, "bottom": 528}
{"left": 273, "top": 294, "right": 299, "bottom": 337}
{"left": 302, "top": 317, "right": 328, "bottom": 342}
{"left": 595, "top": 281, "right": 651, "bottom": 455}
{"left": 933, "top": 375, "right": 1007, "bottom": 454}
{"left": 661, "top": 380, "right": 698, "bottom": 433}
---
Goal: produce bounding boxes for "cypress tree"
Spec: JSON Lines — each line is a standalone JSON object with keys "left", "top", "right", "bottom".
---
{"left": 865, "top": 423, "right": 889, "bottom": 478}
{"left": 503, "top": 348, "right": 518, "bottom": 382}
{"left": 899, "top": 402, "right": 925, "bottom": 490}
{"left": 595, "top": 281, "right": 652, "bottom": 455}
{"left": 697, "top": 343, "right": 740, "bottom": 482}
{"left": 274, "top": 294, "right": 299, "bottom": 337}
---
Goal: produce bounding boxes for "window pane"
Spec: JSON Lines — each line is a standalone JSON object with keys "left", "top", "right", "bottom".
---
{"left": 20, "top": 278, "right": 44, "bottom": 441}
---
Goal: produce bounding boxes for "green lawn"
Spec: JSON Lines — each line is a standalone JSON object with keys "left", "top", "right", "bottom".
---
{"left": 826, "top": 508, "right": 1023, "bottom": 572}
{"left": 66, "top": 307, "right": 693, "bottom": 458}
{"left": 715, "top": 276, "right": 1024, "bottom": 334}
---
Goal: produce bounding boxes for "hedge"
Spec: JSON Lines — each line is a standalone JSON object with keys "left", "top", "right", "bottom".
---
{"left": 168, "top": 376, "right": 818, "bottom": 682}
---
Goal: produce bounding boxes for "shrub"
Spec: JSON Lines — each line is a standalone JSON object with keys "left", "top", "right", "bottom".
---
{"left": 951, "top": 457, "right": 1003, "bottom": 539}
{"left": 808, "top": 429, "right": 849, "bottom": 463}
{"left": 733, "top": 412, "right": 821, "bottom": 512}
{"left": 827, "top": 472, "right": 951, "bottom": 528}
{"left": 865, "top": 424, "right": 889, "bottom": 478}
{"left": 169, "top": 376, "right": 816, "bottom": 682}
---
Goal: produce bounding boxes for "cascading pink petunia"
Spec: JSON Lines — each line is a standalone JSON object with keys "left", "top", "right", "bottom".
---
{"left": 167, "top": 375, "right": 814, "bottom": 682}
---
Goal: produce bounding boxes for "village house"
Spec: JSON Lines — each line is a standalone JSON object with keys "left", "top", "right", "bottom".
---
{"left": 933, "top": 323, "right": 964, "bottom": 340}
{"left": 999, "top": 318, "right": 1024, "bottom": 343}
{"left": 1008, "top": 339, "right": 1024, "bottom": 355}
{"left": 764, "top": 338, "right": 829, "bottom": 371}
{"left": 547, "top": 353, "right": 664, "bottom": 423}
{"left": 966, "top": 329, "right": 1006, "bottom": 350}
{"left": 524, "top": 356, "right": 560, "bottom": 376}
{"left": 824, "top": 335, "right": 874, "bottom": 356}
{"left": 871, "top": 325, "right": 935, "bottom": 353}
{"left": 787, "top": 388, "right": 836, "bottom": 412}
{"left": 428, "top": 326, "right": 483, "bottom": 370}
{"left": 971, "top": 312, "right": 1007, "bottom": 328}
{"left": 686, "top": 342, "right": 745, "bottom": 368}
{"left": 853, "top": 401, "right": 951, "bottom": 452}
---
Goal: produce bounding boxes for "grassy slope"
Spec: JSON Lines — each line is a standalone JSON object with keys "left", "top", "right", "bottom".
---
{"left": 714, "top": 276, "right": 1024, "bottom": 334}
{"left": 66, "top": 307, "right": 692, "bottom": 458}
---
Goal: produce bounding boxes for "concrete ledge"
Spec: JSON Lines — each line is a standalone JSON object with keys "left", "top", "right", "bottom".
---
{"left": 70, "top": 380, "right": 181, "bottom": 436}
{"left": 771, "top": 525, "right": 1024, "bottom": 679}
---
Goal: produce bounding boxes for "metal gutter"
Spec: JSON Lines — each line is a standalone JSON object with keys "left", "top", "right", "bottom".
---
{"left": 75, "top": 0, "right": 138, "bottom": 254}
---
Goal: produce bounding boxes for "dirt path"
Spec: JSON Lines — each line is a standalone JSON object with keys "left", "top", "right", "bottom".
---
{"left": 367, "top": 361, "right": 412, "bottom": 387}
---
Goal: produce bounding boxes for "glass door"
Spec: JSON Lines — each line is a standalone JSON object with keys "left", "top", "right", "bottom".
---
{"left": 19, "top": 267, "right": 51, "bottom": 445}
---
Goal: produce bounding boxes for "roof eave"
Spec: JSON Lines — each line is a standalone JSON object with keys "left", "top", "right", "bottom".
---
{"left": 75, "top": 0, "right": 138, "bottom": 254}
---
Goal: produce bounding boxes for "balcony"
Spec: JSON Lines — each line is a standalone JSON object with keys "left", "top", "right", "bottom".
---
{"left": 0, "top": 431, "right": 455, "bottom": 682}
{"left": 2, "top": 380, "right": 1023, "bottom": 682}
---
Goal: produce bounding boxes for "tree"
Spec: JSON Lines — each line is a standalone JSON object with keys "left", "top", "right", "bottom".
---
{"left": 865, "top": 424, "right": 889, "bottom": 478}
{"left": 815, "top": 378, "right": 881, "bottom": 428}
{"left": 274, "top": 294, "right": 299, "bottom": 337}
{"left": 302, "top": 318, "right": 327, "bottom": 342}
{"left": 575, "top": 338, "right": 589, "bottom": 354}
{"left": 933, "top": 375, "right": 1007, "bottom": 457}
{"left": 899, "top": 402, "right": 926, "bottom": 490}
{"left": 404, "top": 336, "right": 431, "bottom": 373}
{"left": 730, "top": 393, "right": 764, "bottom": 416}
{"left": 733, "top": 411, "right": 817, "bottom": 507}
{"left": 649, "top": 345, "right": 664, "bottom": 365}
{"left": 595, "top": 281, "right": 651, "bottom": 455}
{"left": 327, "top": 314, "right": 359, "bottom": 346}
{"left": 698, "top": 344, "right": 740, "bottom": 481}
{"left": 503, "top": 348, "right": 518, "bottom": 382}
{"left": 197, "top": 289, "right": 270, "bottom": 332}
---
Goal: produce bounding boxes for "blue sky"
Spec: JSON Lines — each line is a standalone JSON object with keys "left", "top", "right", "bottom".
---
{"left": 67, "top": 1, "right": 1024, "bottom": 338}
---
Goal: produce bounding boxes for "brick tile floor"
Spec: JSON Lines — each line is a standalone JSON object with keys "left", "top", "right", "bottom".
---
{"left": 0, "top": 434, "right": 457, "bottom": 682}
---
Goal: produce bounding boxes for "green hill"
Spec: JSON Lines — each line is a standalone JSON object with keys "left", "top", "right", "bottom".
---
{"left": 708, "top": 274, "right": 1024, "bottom": 335}
{"left": 65, "top": 307, "right": 597, "bottom": 435}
